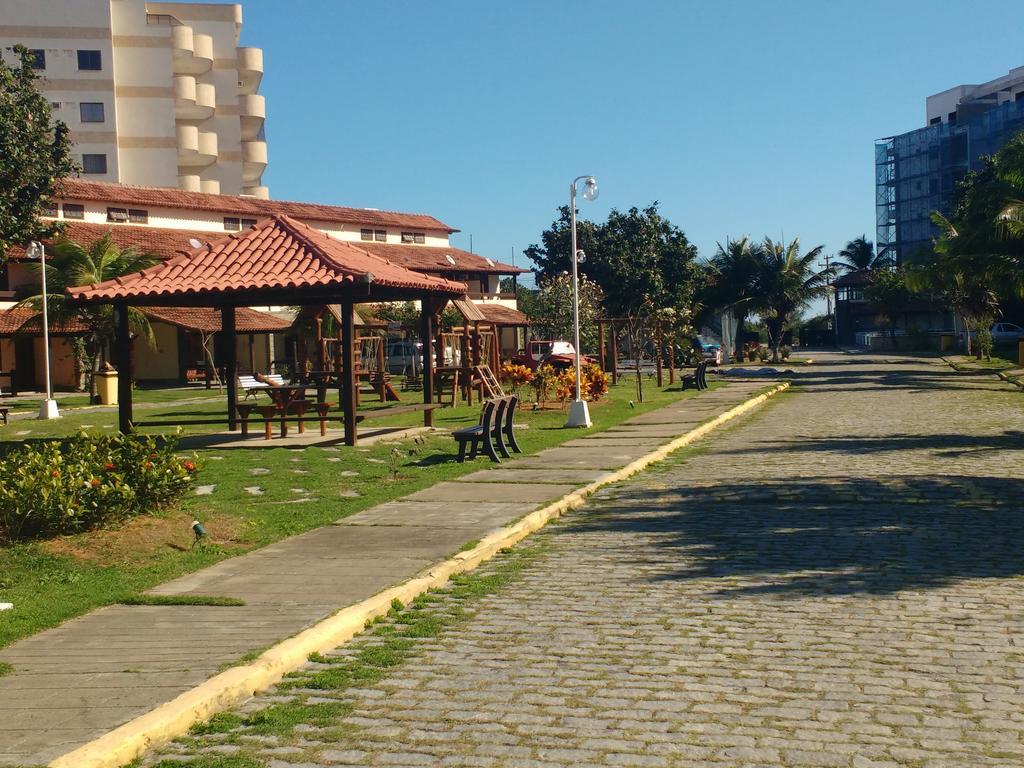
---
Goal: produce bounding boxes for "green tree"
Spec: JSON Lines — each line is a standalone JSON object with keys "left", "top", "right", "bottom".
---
{"left": 0, "top": 45, "right": 77, "bottom": 260}
{"left": 835, "top": 235, "right": 889, "bottom": 273}
{"left": 523, "top": 272, "right": 604, "bottom": 353}
{"left": 864, "top": 267, "right": 912, "bottom": 340}
{"left": 17, "top": 233, "right": 158, "bottom": 398}
{"left": 708, "top": 236, "right": 763, "bottom": 360}
{"left": 751, "top": 238, "right": 831, "bottom": 362}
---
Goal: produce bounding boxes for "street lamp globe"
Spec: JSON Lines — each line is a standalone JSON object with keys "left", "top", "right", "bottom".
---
{"left": 582, "top": 176, "right": 599, "bottom": 201}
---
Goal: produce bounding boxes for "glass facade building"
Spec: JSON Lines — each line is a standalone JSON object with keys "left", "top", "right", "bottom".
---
{"left": 876, "top": 97, "right": 1024, "bottom": 265}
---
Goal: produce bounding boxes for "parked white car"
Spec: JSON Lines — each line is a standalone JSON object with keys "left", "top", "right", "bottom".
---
{"left": 991, "top": 323, "right": 1024, "bottom": 344}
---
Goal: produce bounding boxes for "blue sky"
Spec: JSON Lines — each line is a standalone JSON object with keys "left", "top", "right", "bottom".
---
{"left": 245, "top": 0, "right": 1022, "bottom": 277}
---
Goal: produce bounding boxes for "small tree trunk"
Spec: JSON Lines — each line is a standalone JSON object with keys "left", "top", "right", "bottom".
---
{"left": 962, "top": 315, "right": 973, "bottom": 356}
{"left": 733, "top": 309, "right": 746, "bottom": 362}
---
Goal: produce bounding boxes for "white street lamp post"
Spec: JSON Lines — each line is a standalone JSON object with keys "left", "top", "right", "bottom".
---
{"left": 565, "top": 175, "right": 599, "bottom": 429}
{"left": 27, "top": 241, "right": 59, "bottom": 420}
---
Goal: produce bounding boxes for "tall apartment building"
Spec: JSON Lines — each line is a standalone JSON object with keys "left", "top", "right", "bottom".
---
{"left": 875, "top": 66, "right": 1024, "bottom": 265}
{"left": 0, "top": 0, "right": 267, "bottom": 197}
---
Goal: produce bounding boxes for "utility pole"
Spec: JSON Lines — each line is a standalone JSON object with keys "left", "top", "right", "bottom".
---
{"left": 823, "top": 252, "right": 834, "bottom": 333}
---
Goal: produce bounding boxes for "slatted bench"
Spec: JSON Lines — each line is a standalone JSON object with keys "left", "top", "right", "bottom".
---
{"left": 681, "top": 359, "right": 709, "bottom": 391}
{"left": 452, "top": 395, "right": 522, "bottom": 463}
{"left": 238, "top": 373, "right": 286, "bottom": 398}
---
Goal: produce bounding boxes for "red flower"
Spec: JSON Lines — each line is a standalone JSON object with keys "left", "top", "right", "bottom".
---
{"left": 183, "top": 460, "right": 196, "bottom": 472}
{"left": 103, "top": 462, "right": 116, "bottom": 472}
{"left": 150, "top": 452, "right": 158, "bottom": 459}
{"left": 90, "top": 478, "right": 101, "bottom": 488}
{"left": 144, "top": 461, "right": 154, "bottom": 470}
{"left": 51, "top": 470, "right": 60, "bottom": 477}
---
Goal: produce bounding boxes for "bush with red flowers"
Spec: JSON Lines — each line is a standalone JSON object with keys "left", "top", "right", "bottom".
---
{"left": 0, "top": 432, "right": 199, "bottom": 543}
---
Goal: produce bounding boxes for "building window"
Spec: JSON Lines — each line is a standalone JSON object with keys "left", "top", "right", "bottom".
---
{"left": 77, "top": 50, "right": 102, "bottom": 71}
{"left": 28, "top": 49, "right": 45, "bottom": 70}
{"left": 929, "top": 116, "right": 941, "bottom": 125}
{"left": 82, "top": 154, "right": 107, "bottom": 174}
{"left": 241, "top": 218, "right": 257, "bottom": 229}
{"left": 225, "top": 217, "right": 241, "bottom": 231}
{"left": 401, "top": 232, "right": 426, "bottom": 244}
{"left": 374, "top": 229, "right": 386, "bottom": 242}
{"left": 63, "top": 203, "right": 84, "bottom": 219}
{"left": 43, "top": 202, "right": 58, "bottom": 217}
{"left": 360, "top": 228, "right": 372, "bottom": 240}
{"left": 107, "top": 207, "right": 129, "bottom": 222}
{"left": 50, "top": 101, "right": 61, "bottom": 110}
{"left": 128, "top": 209, "right": 148, "bottom": 224}
{"left": 79, "top": 102, "right": 105, "bottom": 123}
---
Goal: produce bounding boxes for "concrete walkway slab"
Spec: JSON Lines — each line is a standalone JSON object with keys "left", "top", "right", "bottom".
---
{"left": 0, "top": 380, "right": 766, "bottom": 767}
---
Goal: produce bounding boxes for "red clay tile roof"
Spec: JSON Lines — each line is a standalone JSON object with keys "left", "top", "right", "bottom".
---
{"left": 475, "top": 303, "right": 530, "bottom": 326}
{"left": 0, "top": 307, "right": 90, "bottom": 336}
{"left": 357, "top": 242, "right": 527, "bottom": 275}
{"left": 56, "top": 179, "right": 458, "bottom": 233}
{"left": 5, "top": 221, "right": 211, "bottom": 261}
{"left": 143, "top": 306, "right": 293, "bottom": 333}
{"left": 67, "top": 215, "right": 467, "bottom": 303}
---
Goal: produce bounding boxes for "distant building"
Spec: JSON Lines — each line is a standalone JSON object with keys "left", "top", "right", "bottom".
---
{"left": 0, "top": 0, "right": 267, "bottom": 196}
{"left": 876, "top": 65, "right": 1024, "bottom": 265}
{"left": 0, "top": 181, "right": 527, "bottom": 391}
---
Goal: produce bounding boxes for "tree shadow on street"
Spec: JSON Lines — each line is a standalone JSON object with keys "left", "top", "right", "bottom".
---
{"left": 557, "top": 473, "right": 1024, "bottom": 598}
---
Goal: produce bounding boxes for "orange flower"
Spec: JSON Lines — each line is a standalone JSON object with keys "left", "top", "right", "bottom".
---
{"left": 144, "top": 461, "right": 154, "bottom": 470}
{"left": 183, "top": 460, "right": 196, "bottom": 472}
{"left": 51, "top": 470, "right": 60, "bottom": 477}
{"left": 90, "top": 478, "right": 101, "bottom": 487}
{"left": 103, "top": 462, "right": 116, "bottom": 471}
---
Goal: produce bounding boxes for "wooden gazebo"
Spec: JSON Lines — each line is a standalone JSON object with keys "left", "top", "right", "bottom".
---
{"left": 67, "top": 215, "right": 466, "bottom": 444}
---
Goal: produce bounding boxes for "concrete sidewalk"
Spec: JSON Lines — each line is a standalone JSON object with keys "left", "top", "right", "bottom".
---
{"left": 0, "top": 381, "right": 767, "bottom": 766}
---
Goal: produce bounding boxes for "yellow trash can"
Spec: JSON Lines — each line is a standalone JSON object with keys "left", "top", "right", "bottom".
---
{"left": 95, "top": 367, "right": 118, "bottom": 405}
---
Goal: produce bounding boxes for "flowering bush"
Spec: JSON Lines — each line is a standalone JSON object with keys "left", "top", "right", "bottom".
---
{"left": 554, "top": 368, "right": 591, "bottom": 407}
{"left": 0, "top": 432, "right": 198, "bottom": 543}
{"left": 530, "top": 364, "right": 557, "bottom": 404}
{"left": 585, "top": 364, "right": 610, "bottom": 401}
{"left": 499, "top": 362, "right": 534, "bottom": 395}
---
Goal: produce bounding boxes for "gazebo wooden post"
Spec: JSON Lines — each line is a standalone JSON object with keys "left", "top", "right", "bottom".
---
{"left": 341, "top": 295, "right": 358, "bottom": 446}
{"left": 472, "top": 321, "right": 482, "bottom": 400}
{"left": 597, "top": 321, "right": 606, "bottom": 371}
{"left": 375, "top": 334, "right": 386, "bottom": 399}
{"left": 668, "top": 330, "right": 676, "bottom": 385}
{"left": 420, "top": 296, "right": 435, "bottom": 426}
{"left": 248, "top": 333, "right": 256, "bottom": 375}
{"left": 656, "top": 319, "right": 664, "bottom": 387}
{"left": 459, "top": 327, "right": 471, "bottom": 405}
{"left": 610, "top": 321, "right": 618, "bottom": 385}
{"left": 114, "top": 302, "right": 133, "bottom": 434}
{"left": 221, "top": 306, "right": 238, "bottom": 430}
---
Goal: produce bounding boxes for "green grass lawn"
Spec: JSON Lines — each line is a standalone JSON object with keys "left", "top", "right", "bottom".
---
{"left": 945, "top": 351, "right": 1020, "bottom": 372}
{"left": 0, "top": 376, "right": 722, "bottom": 649}
{"left": 5, "top": 384, "right": 225, "bottom": 414}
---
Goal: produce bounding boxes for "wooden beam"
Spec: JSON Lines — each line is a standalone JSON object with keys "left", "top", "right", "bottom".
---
{"left": 420, "top": 295, "right": 435, "bottom": 426}
{"left": 597, "top": 321, "right": 606, "bottom": 371}
{"left": 341, "top": 295, "right": 358, "bottom": 446}
{"left": 114, "top": 302, "right": 133, "bottom": 434}
{"left": 221, "top": 306, "right": 238, "bottom": 430}
{"left": 610, "top": 321, "right": 618, "bottom": 385}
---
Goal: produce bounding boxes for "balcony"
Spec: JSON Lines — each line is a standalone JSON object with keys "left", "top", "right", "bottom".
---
{"left": 173, "top": 75, "right": 215, "bottom": 120}
{"left": 236, "top": 47, "right": 263, "bottom": 94}
{"left": 200, "top": 179, "right": 220, "bottom": 194}
{"left": 241, "top": 185, "right": 270, "bottom": 199}
{"left": 241, "top": 139, "right": 267, "bottom": 183}
{"left": 171, "top": 26, "right": 212, "bottom": 75}
{"left": 177, "top": 125, "right": 217, "bottom": 168}
{"left": 178, "top": 174, "right": 201, "bottom": 192}
{"left": 239, "top": 94, "right": 265, "bottom": 140}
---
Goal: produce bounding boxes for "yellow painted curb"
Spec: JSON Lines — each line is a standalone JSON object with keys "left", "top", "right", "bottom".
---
{"left": 48, "top": 381, "right": 789, "bottom": 768}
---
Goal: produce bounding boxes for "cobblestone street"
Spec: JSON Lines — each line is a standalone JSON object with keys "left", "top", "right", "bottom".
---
{"left": 152, "top": 354, "right": 1024, "bottom": 768}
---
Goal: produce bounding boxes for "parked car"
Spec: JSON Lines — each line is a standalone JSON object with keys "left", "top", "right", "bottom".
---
{"left": 990, "top": 322, "right": 1024, "bottom": 344}
{"left": 511, "top": 340, "right": 591, "bottom": 372}
{"left": 385, "top": 340, "right": 423, "bottom": 374}
{"left": 691, "top": 335, "right": 723, "bottom": 364}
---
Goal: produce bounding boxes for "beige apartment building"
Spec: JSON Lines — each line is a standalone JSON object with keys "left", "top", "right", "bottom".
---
{"left": 0, "top": 0, "right": 267, "bottom": 196}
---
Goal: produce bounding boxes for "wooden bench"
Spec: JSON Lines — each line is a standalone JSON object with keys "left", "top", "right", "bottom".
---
{"left": 238, "top": 373, "right": 285, "bottom": 399}
{"left": 681, "top": 360, "right": 708, "bottom": 391}
{"left": 452, "top": 398, "right": 501, "bottom": 463}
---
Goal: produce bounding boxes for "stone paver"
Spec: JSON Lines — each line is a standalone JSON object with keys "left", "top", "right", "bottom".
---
{"left": 142, "top": 354, "right": 1024, "bottom": 768}
{"left": 0, "top": 380, "right": 762, "bottom": 766}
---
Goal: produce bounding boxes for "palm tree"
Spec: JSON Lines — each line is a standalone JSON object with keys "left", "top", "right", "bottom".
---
{"left": 835, "top": 235, "right": 888, "bottom": 273}
{"left": 710, "top": 236, "right": 762, "bottom": 360}
{"left": 17, "top": 232, "right": 158, "bottom": 399}
{"left": 752, "top": 238, "right": 832, "bottom": 362}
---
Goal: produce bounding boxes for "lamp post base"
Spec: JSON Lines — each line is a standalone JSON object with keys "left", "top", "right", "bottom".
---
{"left": 38, "top": 398, "right": 60, "bottom": 420}
{"left": 564, "top": 399, "right": 592, "bottom": 428}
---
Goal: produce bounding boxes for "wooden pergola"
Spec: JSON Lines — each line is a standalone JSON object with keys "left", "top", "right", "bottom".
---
{"left": 67, "top": 215, "right": 466, "bottom": 444}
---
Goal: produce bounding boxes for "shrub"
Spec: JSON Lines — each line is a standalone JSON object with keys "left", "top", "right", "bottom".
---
{"left": 0, "top": 432, "right": 198, "bottom": 543}
{"left": 585, "top": 364, "right": 610, "bottom": 401}
{"left": 780, "top": 345, "right": 792, "bottom": 360}
{"left": 499, "top": 362, "right": 534, "bottom": 397}
{"left": 554, "top": 367, "right": 590, "bottom": 407}
{"left": 976, "top": 328, "right": 994, "bottom": 361}
{"left": 530, "top": 364, "right": 557, "bottom": 404}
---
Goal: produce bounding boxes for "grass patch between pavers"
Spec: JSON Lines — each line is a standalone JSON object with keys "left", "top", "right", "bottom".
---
{"left": 154, "top": 536, "right": 554, "bottom": 766}
{"left": 0, "top": 661, "right": 13, "bottom": 677}
{"left": 1, "top": 378, "right": 722, "bottom": 649}
{"left": 120, "top": 594, "right": 245, "bottom": 607}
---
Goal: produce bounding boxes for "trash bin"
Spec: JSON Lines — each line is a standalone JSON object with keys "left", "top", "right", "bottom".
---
{"left": 95, "top": 366, "right": 118, "bottom": 405}
{"left": 939, "top": 333, "right": 956, "bottom": 352}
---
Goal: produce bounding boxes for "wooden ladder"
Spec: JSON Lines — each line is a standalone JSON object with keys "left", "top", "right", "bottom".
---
{"left": 474, "top": 364, "right": 505, "bottom": 398}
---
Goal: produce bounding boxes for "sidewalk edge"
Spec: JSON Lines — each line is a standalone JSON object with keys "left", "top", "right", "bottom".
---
{"left": 48, "top": 381, "right": 789, "bottom": 768}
